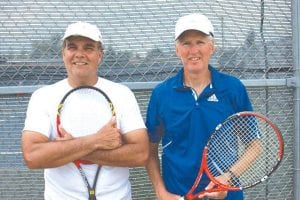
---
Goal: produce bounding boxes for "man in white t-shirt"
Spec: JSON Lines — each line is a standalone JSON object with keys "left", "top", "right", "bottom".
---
{"left": 22, "top": 21, "right": 149, "bottom": 200}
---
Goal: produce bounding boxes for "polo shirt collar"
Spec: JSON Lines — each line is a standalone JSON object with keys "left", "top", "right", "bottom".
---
{"left": 173, "top": 68, "right": 190, "bottom": 91}
{"left": 174, "top": 64, "right": 220, "bottom": 92}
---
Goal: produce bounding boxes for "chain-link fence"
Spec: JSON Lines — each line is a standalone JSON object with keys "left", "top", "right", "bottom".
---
{"left": 0, "top": 0, "right": 296, "bottom": 199}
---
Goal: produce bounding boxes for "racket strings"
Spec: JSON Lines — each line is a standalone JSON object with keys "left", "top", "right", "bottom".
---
{"left": 57, "top": 86, "right": 116, "bottom": 200}
{"left": 206, "top": 115, "right": 281, "bottom": 188}
{"left": 60, "top": 88, "right": 113, "bottom": 137}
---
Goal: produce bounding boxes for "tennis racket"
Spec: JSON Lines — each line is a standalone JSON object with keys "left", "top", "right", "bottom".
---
{"left": 56, "top": 85, "right": 116, "bottom": 200}
{"left": 180, "top": 111, "right": 284, "bottom": 200}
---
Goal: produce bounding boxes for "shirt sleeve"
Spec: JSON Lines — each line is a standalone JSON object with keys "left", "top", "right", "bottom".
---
{"left": 23, "top": 89, "right": 52, "bottom": 138}
{"left": 145, "top": 89, "right": 163, "bottom": 143}
{"left": 234, "top": 79, "right": 253, "bottom": 112}
{"left": 117, "top": 87, "right": 146, "bottom": 134}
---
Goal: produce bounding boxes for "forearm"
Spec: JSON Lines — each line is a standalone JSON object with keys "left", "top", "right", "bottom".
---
{"left": 83, "top": 129, "right": 149, "bottom": 167}
{"left": 83, "top": 143, "right": 147, "bottom": 166}
{"left": 146, "top": 143, "right": 167, "bottom": 197}
{"left": 230, "top": 140, "right": 261, "bottom": 176}
{"left": 22, "top": 131, "right": 98, "bottom": 169}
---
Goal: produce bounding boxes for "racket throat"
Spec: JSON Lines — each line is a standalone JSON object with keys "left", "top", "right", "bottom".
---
{"left": 88, "top": 189, "right": 96, "bottom": 200}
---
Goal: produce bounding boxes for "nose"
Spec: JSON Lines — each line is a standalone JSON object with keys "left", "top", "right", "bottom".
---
{"left": 74, "top": 48, "right": 85, "bottom": 58}
{"left": 188, "top": 44, "right": 200, "bottom": 54}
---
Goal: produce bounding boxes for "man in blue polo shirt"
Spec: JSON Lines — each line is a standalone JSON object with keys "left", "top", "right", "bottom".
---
{"left": 145, "top": 13, "right": 253, "bottom": 200}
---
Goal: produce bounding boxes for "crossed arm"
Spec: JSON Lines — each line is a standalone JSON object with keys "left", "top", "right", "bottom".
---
{"left": 22, "top": 117, "right": 149, "bottom": 169}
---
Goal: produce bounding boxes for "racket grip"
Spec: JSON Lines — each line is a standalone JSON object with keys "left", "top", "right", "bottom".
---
{"left": 179, "top": 197, "right": 209, "bottom": 200}
{"left": 178, "top": 196, "right": 194, "bottom": 200}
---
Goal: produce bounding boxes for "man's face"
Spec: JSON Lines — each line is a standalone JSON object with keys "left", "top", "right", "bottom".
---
{"left": 62, "top": 36, "right": 103, "bottom": 85}
{"left": 176, "top": 30, "right": 215, "bottom": 73}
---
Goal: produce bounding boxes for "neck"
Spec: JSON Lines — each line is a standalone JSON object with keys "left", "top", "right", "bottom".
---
{"left": 184, "top": 69, "right": 211, "bottom": 96}
{"left": 68, "top": 76, "right": 98, "bottom": 88}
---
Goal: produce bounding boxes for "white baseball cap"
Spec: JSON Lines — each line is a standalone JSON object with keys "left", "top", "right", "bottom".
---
{"left": 174, "top": 13, "right": 214, "bottom": 40}
{"left": 62, "top": 21, "right": 103, "bottom": 43}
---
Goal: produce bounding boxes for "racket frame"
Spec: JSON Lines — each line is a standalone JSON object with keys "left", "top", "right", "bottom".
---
{"left": 56, "top": 85, "right": 116, "bottom": 200}
{"left": 183, "top": 111, "right": 284, "bottom": 200}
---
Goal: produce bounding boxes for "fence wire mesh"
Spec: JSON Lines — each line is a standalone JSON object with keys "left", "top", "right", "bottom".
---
{"left": 0, "top": 0, "right": 295, "bottom": 200}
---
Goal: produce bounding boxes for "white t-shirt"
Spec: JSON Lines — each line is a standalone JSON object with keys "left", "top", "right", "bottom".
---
{"left": 23, "top": 78, "right": 146, "bottom": 200}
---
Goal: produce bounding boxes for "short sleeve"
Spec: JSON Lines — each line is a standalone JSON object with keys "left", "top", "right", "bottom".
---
{"left": 145, "top": 89, "right": 163, "bottom": 143}
{"left": 116, "top": 87, "right": 146, "bottom": 134}
{"left": 23, "top": 89, "right": 52, "bottom": 137}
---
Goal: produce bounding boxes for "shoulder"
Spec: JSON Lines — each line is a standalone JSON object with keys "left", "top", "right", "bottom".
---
{"left": 150, "top": 78, "right": 173, "bottom": 101}
{"left": 211, "top": 67, "right": 246, "bottom": 91}
{"left": 149, "top": 69, "right": 185, "bottom": 104}
{"left": 153, "top": 73, "right": 179, "bottom": 93}
{"left": 98, "top": 77, "right": 132, "bottom": 94}
{"left": 97, "top": 78, "right": 136, "bottom": 103}
{"left": 30, "top": 79, "right": 69, "bottom": 101}
{"left": 34, "top": 79, "right": 68, "bottom": 91}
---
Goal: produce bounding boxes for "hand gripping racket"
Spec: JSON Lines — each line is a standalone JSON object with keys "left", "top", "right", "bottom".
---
{"left": 56, "top": 85, "right": 116, "bottom": 200}
{"left": 180, "top": 111, "right": 284, "bottom": 200}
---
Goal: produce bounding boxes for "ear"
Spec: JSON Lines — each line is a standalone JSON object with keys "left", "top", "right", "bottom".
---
{"left": 98, "top": 51, "right": 104, "bottom": 64}
{"left": 210, "top": 42, "right": 215, "bottom": 56}
{"left": 61, "top": 48, "right": 65, "bottom": 58}
{"left": 175, "top": 43, "right": 180, "bottom": 57}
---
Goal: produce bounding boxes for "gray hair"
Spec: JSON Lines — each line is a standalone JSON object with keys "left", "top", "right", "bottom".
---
{"left": 62, "top": 37, "right": 104, "bottom": 51}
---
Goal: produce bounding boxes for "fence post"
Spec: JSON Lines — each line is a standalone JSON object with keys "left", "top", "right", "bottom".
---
{"left": 292, "top": 0, "right": 300, "bottom": 199}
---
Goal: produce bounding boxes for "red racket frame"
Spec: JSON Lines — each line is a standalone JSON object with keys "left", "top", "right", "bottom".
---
{"left": 183, "top": 111, "right": 284, "bottom": 200}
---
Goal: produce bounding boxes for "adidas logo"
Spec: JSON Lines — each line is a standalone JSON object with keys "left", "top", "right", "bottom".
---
{"left": 207, "top": 94, "right": 219, "bottom": 102}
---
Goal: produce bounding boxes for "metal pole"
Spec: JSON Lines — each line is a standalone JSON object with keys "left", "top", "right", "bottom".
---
{"left": 292, "top": 0, "right": 300, "bottom": 199}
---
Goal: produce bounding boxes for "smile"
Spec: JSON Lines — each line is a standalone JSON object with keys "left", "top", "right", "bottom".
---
{"left": 72, "top": 61, "right": 88, "bottom": 65}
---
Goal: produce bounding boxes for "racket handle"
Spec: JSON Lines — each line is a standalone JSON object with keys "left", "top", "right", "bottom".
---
{"left": 179, "top": 196, "right": 210, "bottom": 200}
{"left": 178, "top": 196, "right": 195, "bottom": 200}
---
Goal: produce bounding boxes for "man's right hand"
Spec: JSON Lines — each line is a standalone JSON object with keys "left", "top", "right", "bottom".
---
{"left": 94, "top": 116, "right": 123, "bottom": 150}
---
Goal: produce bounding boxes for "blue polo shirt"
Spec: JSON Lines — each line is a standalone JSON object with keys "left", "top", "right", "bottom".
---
{"left": 146, "top": 65, "right": 252, "bottom": 199}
